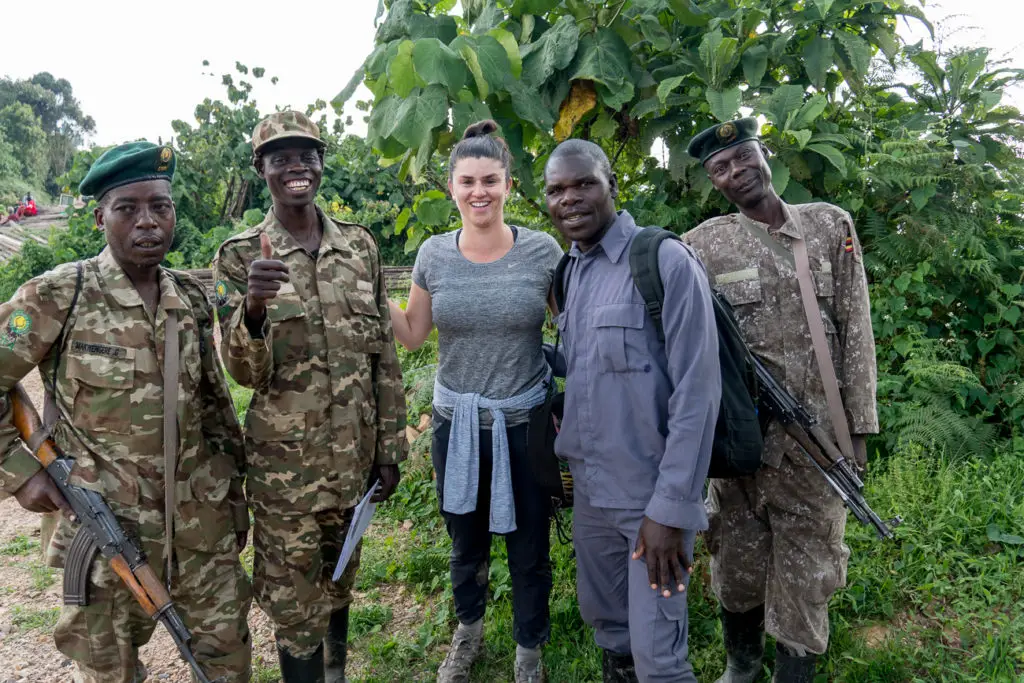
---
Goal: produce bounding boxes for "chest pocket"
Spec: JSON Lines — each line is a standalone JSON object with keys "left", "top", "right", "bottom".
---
{"left": 593, "top": 303, "right": 647, "bottom": 373}
{"left": 267, "top": 294, "right": 308, "bottom": 363}
{"left": 65, "top": 346, "right": 136, "bottom": 434}
{"left": 345, "top": 289, "right": 384, "bottom": 354}
{"left": 813, "top": 262, "right": 834, "bottom": 299}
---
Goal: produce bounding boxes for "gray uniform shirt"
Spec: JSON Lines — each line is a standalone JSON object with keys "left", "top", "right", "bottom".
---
{"left": 554, "top": 211, "right": 721, "bottom": 530}
{"left": 413, "top": 226, "right": 564, "bottom": 427}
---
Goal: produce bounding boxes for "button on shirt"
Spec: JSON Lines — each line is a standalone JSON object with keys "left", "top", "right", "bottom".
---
{"left": 555, "top": 211, "right": 721, "bottom": 531}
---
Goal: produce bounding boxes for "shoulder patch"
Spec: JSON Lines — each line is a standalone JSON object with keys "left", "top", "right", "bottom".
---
{"left": 0, "top": 309, "right": 32, "bottom": 349}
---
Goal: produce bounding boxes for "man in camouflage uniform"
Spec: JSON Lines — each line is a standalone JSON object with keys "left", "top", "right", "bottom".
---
{"left": 683, "top": 118, "right": 878, "bottom": 683}
{"left": 213, "top": 111, "right": 407, "bottom": 683}
{"left": 0, "top": 142, "right": 251, "bottom": 682}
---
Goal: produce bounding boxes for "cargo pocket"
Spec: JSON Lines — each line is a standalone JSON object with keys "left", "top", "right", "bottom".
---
{"left": 246, "top": 409, "right": 306, "bottom": 443}
{"left": 345, "top": 289, "right": 385, "bottom": 354}
{"left": 593, "top": 303, "right": 646, "bottom": 373}
{"left": 650, "top": 594, "right": 690, "bottom": 673}
{"left": 65, "top": 349, "right": 135, "bottom": 434}
{"left": 173, "top": 478, "right": 234, "bottom": 553}
{"left": 266, "top": 294, "right": 307, "bottom": 363}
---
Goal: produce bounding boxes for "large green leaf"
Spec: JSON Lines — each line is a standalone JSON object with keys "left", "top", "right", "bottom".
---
{"left": 414, "top": 189, "right": 453, "bottom": 227}
{"left": 742, "top": 45, "right": 769, "bottom": 87}
{"left": 376, "top": 0, "right": 413, "bottom": 42}
{"left": 792, "top": 94, "right": 827, "bottom": 129}
{"left": 388, "top": 40, "right": 418, "bottom": 98}
{"left": 332, "top": 61, "right": 367, "bottom": 110}
{"left": 791, "top": 129, "right": 812, "bottom": 149}
{"left": 452, "top": 101, "right": 493, "bottom": 138}
{"left": 657, "top": 76, "right": 686, "bottom": 104}
{"left": 757, "top": 84, "right": 804, "bottom": 129}
{"left": 413, "top": 38, "right": 469, "bottom": 95}
{"left": 706, "top": 86, "right": 742, "bottom": 122}
{"left": 810, "top": 0, "right": 834, "bottom": 19}
{"left": 568, "top": 29, "right": 634, "bottom": 110}
{"left": 803, "top": 35, "right": 833, "bottom": 89}
{"left": 867, "top": 26, "right": 900, "bottom": 61}
{"left": 367, "top": 94, "right": 401, "bottom": 146}
{"left": 489, "top": 29, "right": 523, "bottom": 79}
{"left": 506, "top": 78, "right": 556, "bottom": 130}
{"left": 408, "top": 13, "right": 458, "bottom": 42}
{"left": 639, "top": 16, "right": 673, "bottom": 51}
{"left": 474, "top": 35, "right": 513, "bottom": 91}
{"left": 389, "top": 85, "right": 449, "bottom": 150}
{"left": 473, "top": 3, "right": 505, "bottom": 34}
{"left": 458, "top": 44, "right": 489, "bottom": 99}
{"left": 807, "top": 143, "right": 847, "bottom": 175}
{"left": 698, "top": 30, "right": 739, "bottom": 88}
{"left": 769, "top": 157, "right": 790, "bottom": 195}
{"left": 521, "top": 15, "right": 580, "bottom": 88}
{"left": 833, "top": 31, "right": 872, "bottom": 87}
{"left": 667, "top": 0, "right": 710, "bottom": 26}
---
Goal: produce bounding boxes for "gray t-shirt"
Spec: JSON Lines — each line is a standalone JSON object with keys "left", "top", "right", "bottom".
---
{"left": 413, "top": 226, "right": 564, "bottom": 426}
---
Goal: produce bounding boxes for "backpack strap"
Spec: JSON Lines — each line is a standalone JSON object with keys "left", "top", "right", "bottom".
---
{"left": 553, "top": 252, "right": 572, "bottom": 313}
{"left": 628, "top": 227, "right": 681, "bottom": 343}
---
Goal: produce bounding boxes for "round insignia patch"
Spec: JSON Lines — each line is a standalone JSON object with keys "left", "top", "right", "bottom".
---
{"left": 9, "top": 310, "right": 31, "bottom": 336}
{"left": 214, "top": 280, "right": 229, "bottom": 306}
{"left": 717, "top": 122, "right": 738, "bottom": 143}
{"left": 156, "top": 146, "right": 173, "bottom": 171}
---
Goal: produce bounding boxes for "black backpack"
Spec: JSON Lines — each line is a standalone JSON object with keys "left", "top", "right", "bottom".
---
{"left": 553, "top": 226, "right": 763, "bottom": 479}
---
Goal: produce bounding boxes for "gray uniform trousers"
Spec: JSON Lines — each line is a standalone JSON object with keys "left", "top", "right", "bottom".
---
{"left": 574, "top": 489, "right": 698, "bottom": 683}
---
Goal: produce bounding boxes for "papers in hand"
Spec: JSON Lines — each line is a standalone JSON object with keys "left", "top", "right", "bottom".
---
{"left": 332, "top": 479, "right": 379, "bottom": 582}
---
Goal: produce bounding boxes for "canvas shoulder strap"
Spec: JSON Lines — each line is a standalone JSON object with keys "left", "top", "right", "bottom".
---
{"left": 39, "top": 261, "right": 84, "bottom": 437}
{"left": 789, "top": 212, "right": 856, "bottom": 462}
{"left": 628, "top": 227, "right": 679, "bottom": 343}
{"left": 162, "top": 309, "right": 180, "bottom": 586}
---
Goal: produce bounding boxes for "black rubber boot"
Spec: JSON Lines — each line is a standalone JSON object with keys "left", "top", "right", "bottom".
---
{"left": 771, "top": 642, "right": 817, "bottom": 683}
{"left": 601, "top": 649, "right": 639, "bottom": 683}
{"left": 714, "top": 604, "right": 766, "bottom": 683}
{"left": 277, "top": 641, "right": 326, "bottom": 683}
{"left": 324, "top": 607, "right": 350, "bottom": 683}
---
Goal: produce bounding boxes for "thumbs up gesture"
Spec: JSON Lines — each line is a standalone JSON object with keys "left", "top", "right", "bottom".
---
{"left": 245, "top": 232, "right": 290, "bottom": 323}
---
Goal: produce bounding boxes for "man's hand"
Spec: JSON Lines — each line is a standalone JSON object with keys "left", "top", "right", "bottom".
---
{"left": 245, "top": 233, "right": 290, "bottom": 325}
{"left": 370, "top": 464, "right": 400, "bottom": 503}
{"left": 632, "top": 516, "right": 691, "bottom": 598}
{"left": 13, "top": 470, "right": 73, "bottom": 516}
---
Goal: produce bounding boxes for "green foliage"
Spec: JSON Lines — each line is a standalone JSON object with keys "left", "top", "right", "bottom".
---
{"left": 349, "top": 1, "right": 1024, "bottom": 454}
{"left": 9, "top": 606, "right": 60, "bottom": 632}
{"left": 0, "top": 102, "right": 49, "bottom": 187}
{"left": 0, "top": 534, "right": 39, "bottom": 556}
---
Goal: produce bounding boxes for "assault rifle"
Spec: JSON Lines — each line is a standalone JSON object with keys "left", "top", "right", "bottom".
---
{"left": 752, "top": 358, "right": 902, "bottom": 540}
{"left": 9, "top": 384, "right": 225, "bottom": 683}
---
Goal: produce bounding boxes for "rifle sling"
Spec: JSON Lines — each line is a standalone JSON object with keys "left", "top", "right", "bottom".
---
{"left": 789, "top": 218, "right": 856, "bottom": 464}
{"left": 163, "top": 311, "right": 180, "bottom": 587}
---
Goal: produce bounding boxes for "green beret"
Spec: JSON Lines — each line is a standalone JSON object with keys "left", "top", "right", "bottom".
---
{"left": 79, "top": 141, "right": 176, "bottom": 199}
{"left": 687, "top": 117, "right": 760, "bottom": 164}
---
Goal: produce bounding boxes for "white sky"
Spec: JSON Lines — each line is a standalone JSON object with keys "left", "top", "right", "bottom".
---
{"left": 2, "top": 0, "right": 1020, "bottom": 147}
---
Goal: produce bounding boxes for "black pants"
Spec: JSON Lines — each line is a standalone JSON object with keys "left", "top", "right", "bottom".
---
{"left": 432, "top": 413, "right": 553, "bottom": 648}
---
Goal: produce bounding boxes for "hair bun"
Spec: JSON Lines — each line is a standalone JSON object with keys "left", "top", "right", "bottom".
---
{"left": 462, "top": 119, "right": 499, "bottom": 140}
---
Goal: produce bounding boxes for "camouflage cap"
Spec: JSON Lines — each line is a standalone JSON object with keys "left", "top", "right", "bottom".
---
{"left": 251, "top": 110, "right": 326, "bottom": 155}
{"left": 687, "top": 117, "right": 760, "bottom": 164}
{"left": 79, "top": 141, "right": 175, "bottom": 199}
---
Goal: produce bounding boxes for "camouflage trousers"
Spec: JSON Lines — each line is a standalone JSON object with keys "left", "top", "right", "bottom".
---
{"left": 705, "top": 452, "right": 849, "bottom": 656}
{"left": 54, "top": 540, "right": 252, "bottom": 683}
{"left": 252, "top": 501, "right": 360, "bottom": 658}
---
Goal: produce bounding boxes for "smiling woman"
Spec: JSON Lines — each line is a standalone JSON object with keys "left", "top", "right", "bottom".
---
{"left": 386, "top": 120, "right": 565, "bottom": 683}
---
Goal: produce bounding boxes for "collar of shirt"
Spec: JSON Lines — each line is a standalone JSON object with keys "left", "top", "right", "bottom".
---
{"left": 567, "top": 210, "right": 639, "bottom": 263}
{"left": 96, "top": 247, "right": 189, "bottom": 315}
{"left": 736, "top": 201, "right": 803, "bottom": 240}
{"left": 262, "top": 206, "right": 346, "bottom": 258}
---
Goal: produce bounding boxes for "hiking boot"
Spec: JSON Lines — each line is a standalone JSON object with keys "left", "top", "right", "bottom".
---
{"left": 514, "top": 645, "right": 546, "bottom": 683}
{"left": 324, "top": 606, "right": 350, "bottom": 683}
{"left": 715, "top": 604, "right": 766, "bottom": 683}
{"left": 601, "top": 649, "right": 639, "bottom": 683}
{"left": 278, "top": 642, "right": 326, "bottom": 683}
{"left": 437, "top": 620, "right": 483, "bottom": 683}
{"left": 771, "top": 642, "right": 816, "bottom": 683}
